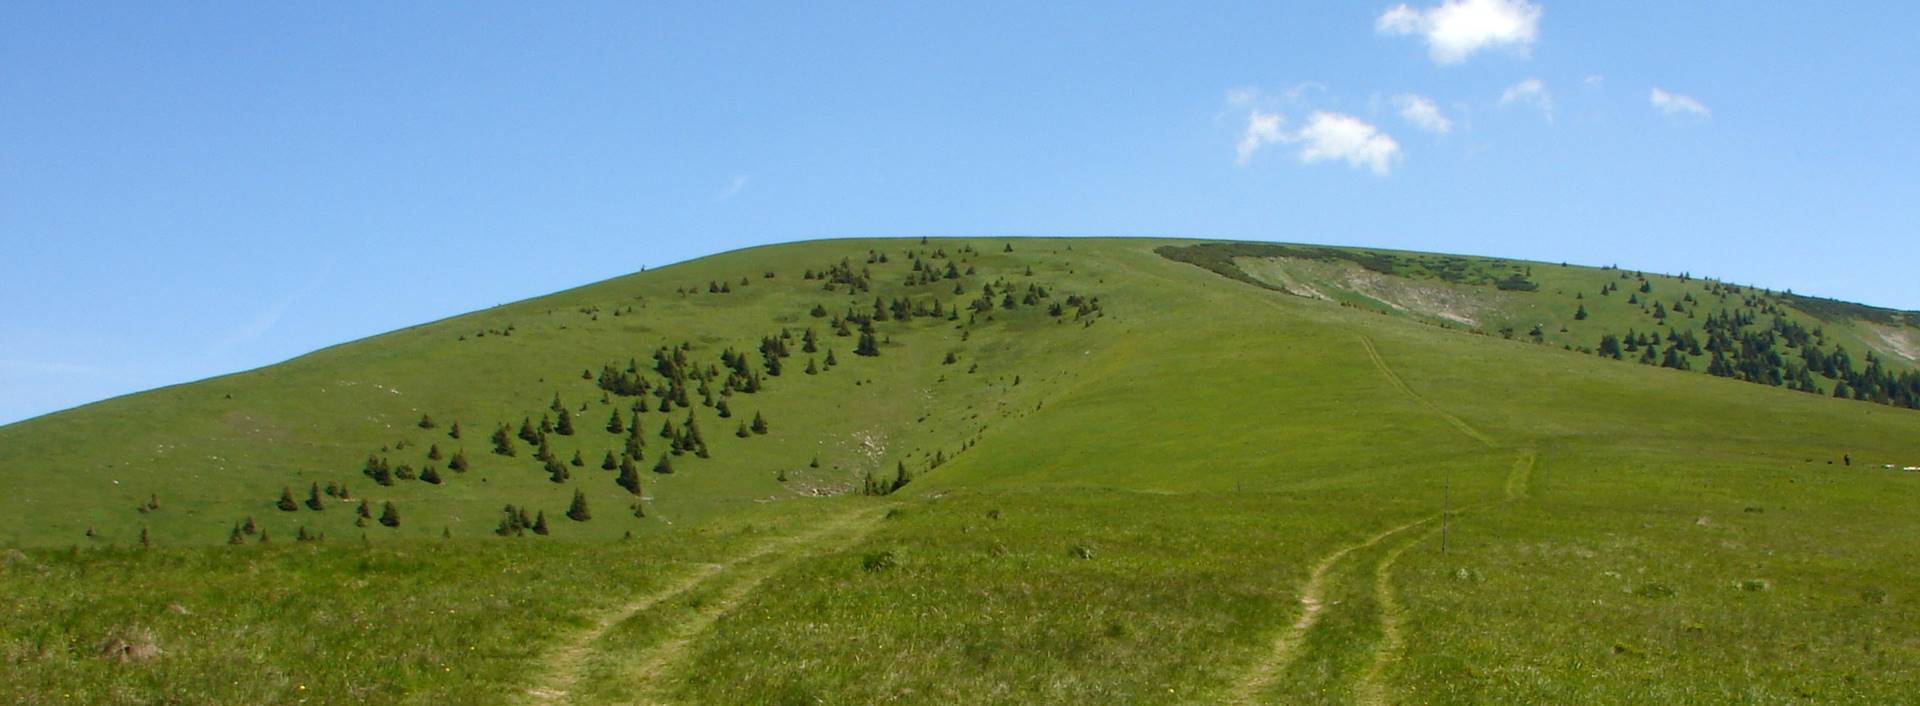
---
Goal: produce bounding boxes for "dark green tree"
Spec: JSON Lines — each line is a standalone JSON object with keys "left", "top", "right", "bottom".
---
{"left": 305, "top": 483, "right": 325, "bottom": 511}
{"left": 653, "top": 455, "right": 674, "bottom": 475}
{"left": 492, "top": 425, "right": 517, "bottom": 456}
{"left": 532, "top": 511, "right": 550, "bottom": 535}
{"left": 751, "top": 412, "right": 769, "bottom": 434}
{"left": 276, "top": 487, "right": 298, "bottom": 512}
{"left": 378, "top": 501, "right": 400, "bottom": 528}
{"left": 566, "top": 489, "right": 591, "bottom": 522}
{"left": 618, "top": 457, "right": 643, "bottom": 494}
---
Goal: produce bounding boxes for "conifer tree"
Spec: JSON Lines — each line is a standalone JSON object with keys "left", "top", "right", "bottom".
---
{"left": 855, "top": 332, "right": 880, "bottom": 357}
{"left": 427, "top": 443, "right": 442, "bottom": 461}
{"left": 532, "top": 511, "right": 550, "bottom": 535}
{"left": 567, "top": 489, "right": 591, "bottom": 522}
{"left": 276, "top": 487, "right": 299, "bottom": 512}
{"left": 357, "top": 499, "right": 371, "bottom": 519}
{"left": 449, "top": 451, "right": 469, "bottom": 472}
{"left": 421, "top": 464, "right": 443, "bottom": 484}
{"left": 737, "top": 421, "right": 751, "bottom": 438}
{"left": 653, "top": 455, "right": 674, "bottom": 474}
{"left": 379, "top": 501, "right": 401, "bottom": 528}
{"left": 546, "top": 459, "right": 570, "bottom": 483}
{"left": 492, "top": 425, "right": 517, "bottom": 456}
{"left": 1574, "top": 304, "right": 1588, "bottom": 320}
{"left": 890, "top": 461, "right": 913, "bottom": 493}
{"left": 618, "top": 458, "right": 643, "bottom": 495}
{"left": 607, "top": 409, "right": 625, "bottom": 434}
{"left": 305, "top": 483, "right": 325, "bottom": 511}
{"left": 602, "top": 451, "right": 618, "bottom": 470}
{"left": 449, "top": 421, "right": 462, "bottom": 439}
{"left": 556, "top": 409, "right": 575, "bottom": 435}
{"left": 571, "top": 450, "right": 585, "bottom": 467}
{"left": 229, "top": 524, "right": 247, "bottom": 545}
{"left": 418, "top": 414, "right": 435, "bottom": 429}
{"left": 751, "top": 412, "right": 769, "bottom": 434}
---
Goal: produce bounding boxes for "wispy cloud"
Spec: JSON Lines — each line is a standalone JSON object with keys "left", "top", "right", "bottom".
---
{"left": 212, "top": 265, "right": 331, "bottom": 353}
{"left": 1649, "top": 87, "right": 1711, "bottom": 119}
{"left": 1236, "top": 110, "right": 1287, "bottom": 165}
{"left": 1394, "top": 94, "right": 1453, "bottom": 134}
{"left": 1500, "top": 78, "right": 1553, "bottom": 121}
{"left": 1376, "top": 0, "right": 1543, "bottom": 65}
{"left": 713, "top": 174, "right": 750, "bottom": 203}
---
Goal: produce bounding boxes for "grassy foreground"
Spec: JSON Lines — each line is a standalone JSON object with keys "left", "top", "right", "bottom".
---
{"left": 3, "top": 237, "right": 1918, "bottom": 703}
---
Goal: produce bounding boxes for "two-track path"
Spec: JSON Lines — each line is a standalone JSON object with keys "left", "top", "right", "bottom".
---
{"left": 527, "top": 504, "right": 889, "bottom": 705}
{"left": 1229, "top": 334, "right": 1536, "bottom": 705}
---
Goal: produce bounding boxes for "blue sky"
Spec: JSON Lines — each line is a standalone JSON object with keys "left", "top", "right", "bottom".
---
{"left": 3, "top": 1, "right": 1917, "bottom": 424}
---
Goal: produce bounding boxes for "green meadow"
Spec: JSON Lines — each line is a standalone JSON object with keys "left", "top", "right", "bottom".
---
{"left": 3, "top": 238, "right": 1917, "bottom": 704}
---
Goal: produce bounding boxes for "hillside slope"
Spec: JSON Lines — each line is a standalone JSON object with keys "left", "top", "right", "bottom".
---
{"left": 3, "top": 237, "right": 1918, "bottom": 704}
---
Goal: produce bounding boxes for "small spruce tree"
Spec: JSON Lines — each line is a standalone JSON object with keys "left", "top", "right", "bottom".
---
{"left": 378, "top": 501, "right": 401, "bottom": 528}
{"left": 276, "top": 487, "right": 299, "bottom": 512}
{"left": 566, "top": 489, "right": 591, "bottom": 521}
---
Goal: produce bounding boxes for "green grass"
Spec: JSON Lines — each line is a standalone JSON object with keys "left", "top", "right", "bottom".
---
{"left": 3, "top": 237, "right": 1919, "bottom": 703}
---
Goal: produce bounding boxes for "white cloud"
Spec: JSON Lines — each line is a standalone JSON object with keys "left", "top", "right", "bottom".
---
{"left": 1394, "top": 93, "right": 1453, "bottom": 134}
{"left": 1225, "top": 86, "right": 1261, "bottom": 107}
{"left": 1649, "top": 87, "right": 1710, "bottom": 118}
{"left": 1584, "top": 74, "right": 1605, "bottom": 87}
{"left": 1291, "top": 112, "right": 1403, "bottom": 175}
{"left": 1375, "top": 0, "right": 1542, "bottom": 65}
{"left": 1236, "top": 109, "right": 1286, "bottom": 165}
{"left": 1235, "top": 110, "right": 1401, "bottom": 175}
{"left": 1500, "top": 78, "right": 1553, "bottom": 120}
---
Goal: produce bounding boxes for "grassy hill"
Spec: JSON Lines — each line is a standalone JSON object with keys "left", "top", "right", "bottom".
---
{"left": 3, "top": 237, "right": 1918, "bottom": 704}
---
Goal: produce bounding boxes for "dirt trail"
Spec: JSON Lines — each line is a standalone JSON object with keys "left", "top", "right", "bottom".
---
{"left": 616, "top": 508, "right": 887, "bottom": 704}
{"left": 527, "top": 505, "right": 888, "bottom": 705}
{"left": 1230, "top": 333, "right": 1534, "bottom": 704}
{"left": 1354, "top": 451, "right": 1535, "bottom": 705}
{"left": 1358, "top": 335, "right": 1496, "bottom": 449}
{"left": 1224, "top": 514, "right": 1437, "bottom": 705}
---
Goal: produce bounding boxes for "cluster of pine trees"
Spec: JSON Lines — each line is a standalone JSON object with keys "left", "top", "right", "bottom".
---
{"left": 1594, "top": 305, "right": 1920, "bottom": 409}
